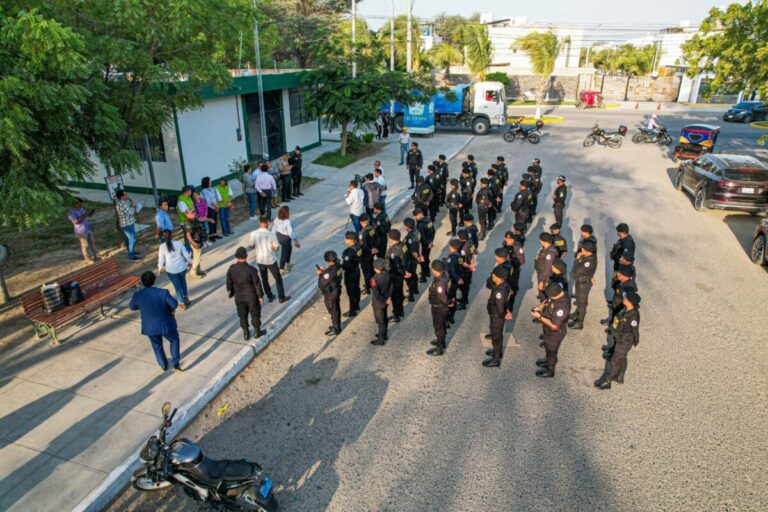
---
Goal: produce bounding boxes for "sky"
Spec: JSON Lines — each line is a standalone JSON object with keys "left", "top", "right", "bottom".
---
{"left": 357, "top": 0, "right": 747, "bottom": 30}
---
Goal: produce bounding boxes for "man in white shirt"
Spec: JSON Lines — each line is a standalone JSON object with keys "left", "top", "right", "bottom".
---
{"left": 373, "top": 164, "right": 387, "bottom": 213}
{"left": 345, "top": 180, "right": 365, "bottom": 233}
{"left": 647, "top": 113, "right": 661, "bottom": 136}
{"left": 398, "top": 128, "right": 411, "bottom": 165}
{"left": 248, "top": 217, "right": 290, "bottom": 303}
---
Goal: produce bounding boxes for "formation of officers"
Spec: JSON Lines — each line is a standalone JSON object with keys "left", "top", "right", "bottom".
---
{"left": 314, "top": 153, "right": 641, "bottom": 390}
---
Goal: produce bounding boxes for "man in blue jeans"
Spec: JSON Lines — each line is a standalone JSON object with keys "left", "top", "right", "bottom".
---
{"left": 115, "top": 189, "right": 141, "bottom": 260}
{"left": 398, "top": 127, "right": 411, "bottom": 165}
{"left": 129, "top": 271, "right": 183, "bottom": 371}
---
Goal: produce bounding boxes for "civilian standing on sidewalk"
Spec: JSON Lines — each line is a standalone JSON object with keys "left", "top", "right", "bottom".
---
{"left": 200, "top": 177, "right": 220, "bottom": 240}
{"left": 278, "top": 153, "right": 293, "bottom": 202}
{"left": 248, "top": 217, "right": 291, "bottom": 303}
{"left": 192, "top": 190, "right": 211, "bottom": 246}
{"left": 129, "top": 271, "right": 182, "bottom": 372}
{"left": 157, "top": 229, "right": 192, "bottom": 309}
{"left": 362, "top": 173, "right": 383, "bottom": 216}
{"left": 115, "top": 189, "right": 141, "bottom": 260}
{"left": 226, "top": 247, "right": 266, "bottom": 341}
{"left": 289, "top": 146, "right": 304, "bottom": 197}
{"left": 68, "top": 198, "right": 99, "bottom": 263}
{"left": 398, "top": 127, "right": 411, "bottom": 165}
{"left": 183, "top": 210, "right": 207, "bottom": 279}
{"left": 373, "top": 163, "right": 387, "bottom": 213}
{"left": 345, "top": 180, "right": 365, "bottom": 233}
{"left": 243, "top": 164, "right": 258, "bottom": 219}
{"left": 272, "top": 206, "right": 300, "bottom": 274}
{"left": 216, "top": 177, "right": 234, "bottom": 236}
{"left": 155, "top": 198, "right": 174, "bottom": 242}
{"left": 255, "top": 163, "right": 277, "bottom": 220}
{"left": 176, "top": 186, "right": 194, "bottom": 250}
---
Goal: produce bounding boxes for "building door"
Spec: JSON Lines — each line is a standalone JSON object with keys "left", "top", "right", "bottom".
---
{"left": 244, "top": 90, "right": 284, "bottom": 161}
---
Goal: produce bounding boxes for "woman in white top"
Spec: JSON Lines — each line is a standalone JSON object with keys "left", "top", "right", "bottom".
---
{"left": 157, "top": 229, "right": 192, "bottom": 308}
{"left": 272, "top": 206, "right": 300, "bottom": 273}
{"left": 200, "top": 176, "right": 221, "bottom": 241}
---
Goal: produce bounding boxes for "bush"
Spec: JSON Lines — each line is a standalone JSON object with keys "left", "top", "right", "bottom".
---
{"left": 486, "top": 72, "right": 511, "bottom": 87}
{"left": 362, "top": 132, "right": 375, "bottom": 144}
{"left": 346, "top": 133, "right": 363, "bottom": 153}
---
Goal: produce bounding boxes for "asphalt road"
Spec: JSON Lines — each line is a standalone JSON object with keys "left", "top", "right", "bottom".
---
{"left": 110, "top": 109, "right": 768, "bottom": 512}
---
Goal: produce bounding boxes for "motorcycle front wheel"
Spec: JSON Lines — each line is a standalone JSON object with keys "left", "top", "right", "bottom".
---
{"left": 608, "top": 137, "right": 623, "bottom": 149}
{"left": 132, "top": 468, "right": 173, "bottom": 492}
{"left": 583, "top": 136, "right": 596, "bottom": 147}
{"left": 659, "top": 134, "right": 672, "bottom": 145}
{"left": 631, "top": 133, "right": 645, "bottom": 144}
{"left": 527, "top": 133, "right": 541, "bottom": 144}
{"left": 502, "top": 131, "right": 515, "bottom": 142}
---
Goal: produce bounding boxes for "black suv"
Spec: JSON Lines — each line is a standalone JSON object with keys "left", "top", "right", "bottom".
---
{"left": 751, "top": 217, "right": 768, "bottom": 265}
{"left": 722, "top": 101, "right": 768, "bottom": 123}
{"left": 674, "top": 154, "right": 768, "bottom": 212}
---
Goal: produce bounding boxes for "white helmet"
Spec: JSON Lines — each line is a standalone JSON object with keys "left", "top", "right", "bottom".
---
{"left": 651, "top": 113, "right": 658, "bottom": 119}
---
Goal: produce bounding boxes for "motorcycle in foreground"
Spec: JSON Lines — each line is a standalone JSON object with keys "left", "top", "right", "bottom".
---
{"left": 583, "top": 122, "right": 627, "bottom": 149}
{"left": 132, "top": 402, "right": 278, "bottom": 511}
{"left": 632, "top": 125, "right": 672, "bottom": 145}
{"left": 503, "top": 116, "right": 544, "bottom": 144}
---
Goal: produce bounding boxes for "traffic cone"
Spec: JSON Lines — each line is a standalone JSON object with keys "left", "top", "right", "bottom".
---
{"left": 635, "top": 102, "right": 639, "bottom": 109}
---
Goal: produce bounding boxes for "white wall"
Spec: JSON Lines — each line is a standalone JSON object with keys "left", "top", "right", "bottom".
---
{"left": 281, "top": 89, "right": 320, "bottom": 151}
{"left": 177, "top": 96, "right": 248, "bottom": 187}
{"left": 489, "top": 24, "right": 584, "bottom": 75}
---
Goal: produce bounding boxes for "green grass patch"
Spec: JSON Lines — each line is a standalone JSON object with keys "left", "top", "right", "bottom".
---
{"left": 313, "top": 150, "right": 360, "bottom": 168}
{"left": 509, "top": 100, "right": 575, "bottom": 106}
{"left": 301, "top": 176, "right": 322, "bottom": 186}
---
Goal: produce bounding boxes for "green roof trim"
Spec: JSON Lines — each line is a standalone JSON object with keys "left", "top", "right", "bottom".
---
{"left": 199, "top": 71, "right": 308, "bottom": 100}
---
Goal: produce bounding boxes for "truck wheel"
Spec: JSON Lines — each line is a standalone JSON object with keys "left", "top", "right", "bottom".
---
{"left": 393, "top": 115, "right": 404, "bottom": 132}
{"left": 472, "top": 117, "right": 490, "bottom": 135}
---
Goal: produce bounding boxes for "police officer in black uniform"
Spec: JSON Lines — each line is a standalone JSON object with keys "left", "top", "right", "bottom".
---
{"left": 403, "top": 218, "right": 422, "bottom": 301}
{"left": 445, "top": 179, "right": 461, "bottom": 236}
{"left": 534, "top": 232, "right": 558, "bottom": 301}
{"left": 550, "top": 223, "right": 567, "bottom": 258}
{"left": 459, "top": 167, "right": 475, "bottom": 214}
{"left": 341, "top": 231, "right": 362, "bottom": 317}
{"left": 406, "top": 142, "right": 423, "bottom": 188}
{"left": 446, "top": 239, "right": 465, "bottom": 323}
{"left": 552, "top": 175, "right": 567, "bottom": 226}
{"left": 427, "top": 260, "right": 451, "bottom": 356}
{"left": 595, "top": 290, "right": 640, "bottom": 389}
{"left": 527, "top": 158, "right": 543, "bottom": 218}
{"left": 358, "top": 214, "right": 378, "bottom": 294}
{"left": 316, "top": 251, "right": 343, "bottom": 336}
{"left": 609, "top": 223, "right": 636, "bottom": 287}
{"left": 483, "top": 266, "right": 512, "bottom": 367}
{"left": 466, "top": 154, "right": 478, "bottom": 181}
{"left": 496, "top": 156, "right": 508, "bottom": 188}
{"left": 550, "top": 259, "right": 569, "bottom": 294}
{"left": 414, "top": 208, "right": 435, "bottom": 282}
{"left": 568, "top": 239, "right": 597, "bottom": 330}
{"left": 602, "top": 264, "right": 638, "bottom": 329}
{"left": 372, "top": 203, "right": 391, "bottom": 258}
{"left": 576, "top": 224, "right": 597, "bottom": 256}
{"left": 510, "top": 180, "right": 532, "bottom": 226}
{"left": 487, "top": 248, "right": 514, "bottom": 301}
{"left": 438, "top": 154, "right": 449, "bottom": 205}
{"left": 385, "top": 229, "right": 408, "bottom": 322}
{"left": 488, "top": 168, "right": 503, "bottom": 218}
{"left": 412, "top": 175, "right": 433, "bottom": 213}
{"left": 425, "top": 165, "right": 441, "bottom": 219}
{"left": 457, "top": 229, "right": 475, "bottom": 309}
{"left": 462, "top": 214, "right": 479, "bottom": 249}
{"left": 370, "top": 259, "right": 392, "bottom": 346}
{"left": 475, "top": 177, "right": 492, "bottom": 241}
{"left": 533, "top": 282, "right": 570, "bottom": 378}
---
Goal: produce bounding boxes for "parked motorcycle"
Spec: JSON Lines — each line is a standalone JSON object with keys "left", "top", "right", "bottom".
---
{"left": 583, "top": 122, "right": 626, "bottom": 149}
{"left": 503, "top": 117, "right": 544, "bottom": 144}
{"left": 632, "top": 125, "right": 672, "bottom": 145}
{"left": 132, "top": 402, "right": 278, "bottom": 511}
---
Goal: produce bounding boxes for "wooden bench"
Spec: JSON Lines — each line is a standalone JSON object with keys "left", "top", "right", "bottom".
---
{"left": 21, "top": 257, "right": 140, "bottom": 345}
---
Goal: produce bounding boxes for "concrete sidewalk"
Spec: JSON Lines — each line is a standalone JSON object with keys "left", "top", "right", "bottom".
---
{"left": 0, "top": 133, "right": 472, "bottom": 512}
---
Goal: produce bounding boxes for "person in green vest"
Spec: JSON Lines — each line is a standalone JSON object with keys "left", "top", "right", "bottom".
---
{"left": 216, "top": 177, "right": 234, "bottom": 236}
{"left": 177, "top": 185, "right": 195, "bottom": 250}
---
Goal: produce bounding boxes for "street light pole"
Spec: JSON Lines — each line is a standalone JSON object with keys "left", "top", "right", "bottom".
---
{"left": 390, "top": 0, "right": 395, "bottom": 72}
{"left": 351, "top": 0, "right": 357, "bottom": 78}
{"left": 406, "top": 0, "right": 413, "bottom": 73}
{"left": 252, "top": 0, "right": 270, "bottom": 161}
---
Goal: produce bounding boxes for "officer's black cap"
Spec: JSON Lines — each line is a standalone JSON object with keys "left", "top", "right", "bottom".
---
{"left": 504, "top": 231, "right": 514, "bottom": 239}
{"left": 359, "top": 213, "right": 370, "bottom": 223}
{"left": 461, "top": 161, "right": 469, "bottom": 169}
{"left": 463, "top": 213, "right": 474, "bottom": 221}
{"left": 467, "top": 154, "right": 475, "bottom": 160}
{"left": 491, "top": 164, "right": 498, "bottom": 170}
{"left": 373, "top": 259, "right": 386, "bottom": 271}
{"left": 624, "top": 291, "right": 641, "bottom": 306}
{"left": 553, "top": 259, "right": 567, "bottom": 273}
{"left": 539, "top": 232, "right": 553, "bottom": 243}
{"left": 557, "top": 175, "right": 566, "bottom": 181}
{"left": 494, "top": 248, "right": 507, "bottom": 258}
{"left": 412, "top": 142, "right": 419, "bottom": 147}
{"left": 550, "top": 223, "right": 561, "bottom": 230}
{"left": 461, "top": 167, "right": 470, "bottom": 174}
{"left": 344, "top": 231, "right": 356, "bottom": 241}
{"left": 450, "top": 178, "right": 459, "bottom": 186}
{"left": 492, "top": 266, "right": 509, "bottom": 280}
{"left": 449, "top": 239, "right": 463, "bottom": 250}
{"left": 432, "top": 160, "right": 439, "bottom": 166}
{"left": 522, "top": 173, "right": 531, "bottom": 180}
{"left": 404, "top": 218, "right": 415, "bottom": 229}
{"left": 581, "top": 224, "right": 593, "bottom": 234}
{"left": 235, "top": 247, "right": 248, "bottom": 259}
{"left": 618, "top": 264, "right": 635, "bottom": 278}
{"left": 545, "top": 282, "right": 563, "bottom": 298}
{"left": 427, "top": 164, "right": 436, "bottom": 171}
{"left": 457, "top": 229, "right": 468, "bottom": 241}
{"left": 388, "top": 229, "right": 401, "bottom": 241}
{"left": 581, "top": 240, "right": 597, "bottom": 253}
{"left": 413, "top": 207, "right": 425, "bottom": 216}
{"left": 431, "top": 260, "right": 446, "bottom": 272}
{"left": 533, "top": 158, "right": 540, "bottom": 163}
{"left": 416, "top": 176, "right": 425, "bottom": 183}
{"left": 616, "top": 223, "right": 630, "bottom": 233}
{"left": 513, "top": 222, "right": 526, "bottom": 231}
{"left": 438, "top": 154, "right": 446, "bottom": 160}
{"left": 480, "top": 177, "right": 489, "bottom": 184}
{"left": 519, "top": 180, "right": 528, "bottom": 187}
{"left": 373, "top": 202, "right": 384, "bottom": 210}
{"left": 324, "top": 250, "right": 338, "bottom": 263}
{"left": 497, "top": 156, "right": 505, "bottom": 162}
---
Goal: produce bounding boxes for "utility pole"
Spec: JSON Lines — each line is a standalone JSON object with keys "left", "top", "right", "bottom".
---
{"left": 142, "top": 136, "right": 160, "bottom": 207}
{"left": 390, "top": 0, "right": 395, "bottom": 72}
{"left": 351, "top": 0, "right": 357, "bottom": 78}
{"left": 651, "top": 38, "right": 660, "bottom": 76}
{"left": 252, "top": 0, "right": 270, "bottom": 161}
{"left": 406, "top": 0, "right": 413, "bottom": 73}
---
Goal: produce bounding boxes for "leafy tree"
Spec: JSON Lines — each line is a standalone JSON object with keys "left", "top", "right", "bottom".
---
{"left": 485, "top": 72, "right": 512, "bottom": 87}
{"left": 377, "top": 15, "right": 425, "bottom": 72}
{"left": 682, "top": 1, "right": 768, "bottom": 100}
{"left": 455, "top": 22, "right": 492, "bottom": 79}
{"left": 591, "top": 44, "right": 658, "bottom": 76}
{"left": 512, "top": 30, "right": 570, "bottom": 103}
{"left": 433, "top": 12, "right": 479, "bottom": 47}
{"left": 428, "top": 43, "right": 463, "bottom": 74}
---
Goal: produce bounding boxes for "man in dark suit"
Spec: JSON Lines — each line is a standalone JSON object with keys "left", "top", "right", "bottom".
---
{"left": 226, "top": 247, "right": 266, "bottom": 341}
{"left": 129, "top": 271, "right": 182, "bottom": 371}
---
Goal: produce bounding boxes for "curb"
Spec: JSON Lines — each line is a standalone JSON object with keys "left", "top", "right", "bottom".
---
{"left": 512, "top": 115, "right": 566, "bottom": 125}
{"left": 748, "top": 121, "right": 768, "bottom": 130}
{"left": 73, "top": 134, "right": 473, "bottom": 512}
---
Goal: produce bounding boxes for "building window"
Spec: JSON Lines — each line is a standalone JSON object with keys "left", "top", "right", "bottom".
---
{"left": 134, "top": 133, "right": 167, "bottom": 162}
{"left": 289, "top": 88, "right": 316, "bottom": 126}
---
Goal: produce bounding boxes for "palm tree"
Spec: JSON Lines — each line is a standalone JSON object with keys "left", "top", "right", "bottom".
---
{"left": 377, "top": 15, "right": 424, "bottom": 72}
{"left": 454, "top": 22, "right": 492, "bottom": 79}
{"left": 512, "top": 30, "right": 570, "bottom": 103}
{"left": 428, "top": 43, "right": 463, "bottom": 74}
